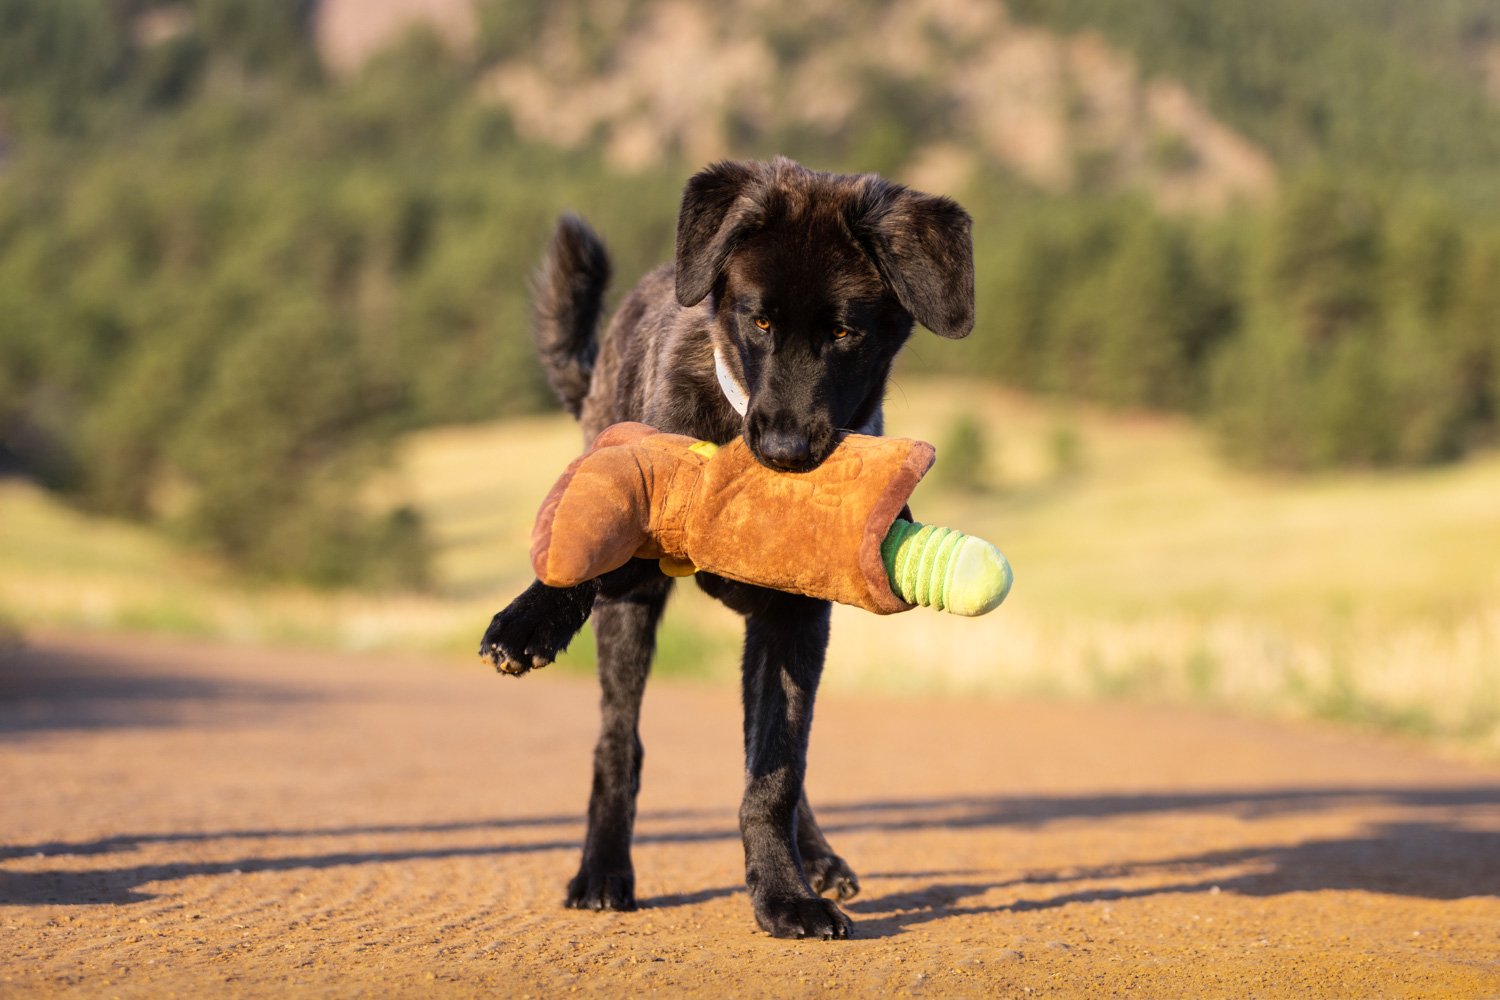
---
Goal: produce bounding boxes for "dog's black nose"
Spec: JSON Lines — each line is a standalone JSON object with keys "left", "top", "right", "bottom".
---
{"left": 755, "top": 429, "right": 815, "bottom": 471}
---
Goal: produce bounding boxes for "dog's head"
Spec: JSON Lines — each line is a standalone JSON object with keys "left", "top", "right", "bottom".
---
{"left": 675, "top": 157, "right": 974, "bottom": 472}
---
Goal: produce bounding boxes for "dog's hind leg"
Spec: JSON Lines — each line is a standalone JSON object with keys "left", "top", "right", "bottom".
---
{"left": 738, "top": 592, "right": 852, "bottom": 939}
{"left": 797, "top": 792, "right": 860, "bottom": 902}
{"left": 565, "top": 573, "right": 672, "bottom": 911}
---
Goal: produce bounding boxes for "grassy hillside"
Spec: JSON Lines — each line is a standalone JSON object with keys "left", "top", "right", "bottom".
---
{"left": 1009, "top": 0, "right": 1500, "bottom": 204}
{"left": 4, "top": 378, "right": 1496, "bottom": 753}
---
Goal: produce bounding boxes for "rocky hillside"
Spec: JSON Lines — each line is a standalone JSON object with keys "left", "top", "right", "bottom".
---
{"left": 312, "top": 0, "right": 1273, "bottom": 211}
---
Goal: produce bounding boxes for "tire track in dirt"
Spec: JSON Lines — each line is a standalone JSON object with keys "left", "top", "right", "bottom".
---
{"left": 2, "top": 634, "right": 1497, "bottom": 997}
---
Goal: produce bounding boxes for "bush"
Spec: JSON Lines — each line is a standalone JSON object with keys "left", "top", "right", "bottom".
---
{"left": 936, "top": 412, "right": 990, "bottom": 493}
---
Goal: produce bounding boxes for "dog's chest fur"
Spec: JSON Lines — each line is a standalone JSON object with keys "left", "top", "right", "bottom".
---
{"left": 581, "top": 266, "right": 742, "bottom": 446}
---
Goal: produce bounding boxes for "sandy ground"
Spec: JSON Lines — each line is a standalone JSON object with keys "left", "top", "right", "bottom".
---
{"left": 1, "top": 633, "right": 1497, "bottom": 998}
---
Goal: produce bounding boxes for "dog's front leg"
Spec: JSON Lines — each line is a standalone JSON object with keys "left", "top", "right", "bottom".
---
{"left": 479, "top": 578, "right": 600, "bottom": 676}
{"left": 479, "top": 559, "right": 662, "bottom": 675}
{"left": 738, "top": 591, "right": 851, "bottom": 939}
{"left": 565, "top": 572, "right": 672, "bottom": 911}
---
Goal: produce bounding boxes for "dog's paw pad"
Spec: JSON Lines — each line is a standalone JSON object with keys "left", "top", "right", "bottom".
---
{"left": 479, "top": 646, "right": 535, "bottom": 676}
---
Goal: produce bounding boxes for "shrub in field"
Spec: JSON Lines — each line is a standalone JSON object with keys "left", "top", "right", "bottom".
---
{"left": 936, "top": 412, "right": 991, "bottom": 494}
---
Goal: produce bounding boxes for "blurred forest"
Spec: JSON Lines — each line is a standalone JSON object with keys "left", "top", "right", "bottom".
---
{"left": 2, "top": 0, "right": 1500, "bottom": 586}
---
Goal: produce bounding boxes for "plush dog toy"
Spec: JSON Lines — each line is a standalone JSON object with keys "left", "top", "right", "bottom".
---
{"left": 529, "top": 422, "right": 1012, "bottom": 616}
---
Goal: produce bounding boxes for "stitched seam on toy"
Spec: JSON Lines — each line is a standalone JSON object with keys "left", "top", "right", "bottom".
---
{"left": 654, "top": 448, "right": 694, "bottom": 556}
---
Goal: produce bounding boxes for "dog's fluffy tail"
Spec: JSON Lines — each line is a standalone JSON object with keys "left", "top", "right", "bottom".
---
{"left": 532, "top": 214, "right": 610, "bottom": 419}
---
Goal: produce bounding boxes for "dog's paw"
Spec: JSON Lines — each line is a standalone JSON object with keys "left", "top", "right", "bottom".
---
{"left": 478, "top": 584, "right": 589, "bottom": 676}
{"left": 805, "top": 853, "right": 860, "bottom": 902}
{"left": 478, "top": 610, "right": 554, "bottom": 677}
{"left": 752, "top": 894, "right": 852, "bottom": 940}
{"left": 565, "top": 866, "right": 637, "bottom": 912}
{"left": 478, "top": 608, "right": 554, "bottom": 676}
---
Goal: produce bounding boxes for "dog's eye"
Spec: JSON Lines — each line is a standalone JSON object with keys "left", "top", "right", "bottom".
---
{"left": 833, "top": 327, "right": 850, "bottom": 340}
{"left": 753, "top": 316, "right": 770, "bottom": 332}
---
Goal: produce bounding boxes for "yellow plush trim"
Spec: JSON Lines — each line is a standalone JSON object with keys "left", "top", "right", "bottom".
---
{"left": 658, "top": 556, "right": 698, "bottom": 577}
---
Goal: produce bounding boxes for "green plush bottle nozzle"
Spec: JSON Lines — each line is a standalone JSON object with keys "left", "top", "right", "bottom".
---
{"left": 880, "top": 519, "right": 1013, "bottom": 616}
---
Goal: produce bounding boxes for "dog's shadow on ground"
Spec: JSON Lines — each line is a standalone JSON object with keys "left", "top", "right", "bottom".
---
{"left": 823, "top": 787, "right": 1500, "bottom": 937}
{"left": 845, "top": 818, "right": 1499, "bottom": 938}
{"left": 3, "top": 786, "right": 1496, "bottom": 919}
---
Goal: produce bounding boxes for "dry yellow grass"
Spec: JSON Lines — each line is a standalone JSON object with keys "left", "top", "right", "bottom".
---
{"left": 824, "top": 378, "right": 1500, "bottom": 753}
{"left": 0, "top": 412, "right": 736, "bottom": 669}
{"left": 2, "top": 376, "right": 1497, "bottom": 750}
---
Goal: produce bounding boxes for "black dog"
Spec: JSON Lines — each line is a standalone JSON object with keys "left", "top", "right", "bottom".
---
{"left": 480, "top": 157, "right": 974, "bottom": 939}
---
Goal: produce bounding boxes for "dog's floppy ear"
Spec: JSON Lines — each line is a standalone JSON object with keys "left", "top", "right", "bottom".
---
{"left": 675, "top": 160, "right": 763, "bottom": 307}
{"left": 850, "top": 183, "right": 975, "bottom": 339}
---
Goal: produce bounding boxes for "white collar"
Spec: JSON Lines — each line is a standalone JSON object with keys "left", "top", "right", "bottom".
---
{"left": 714, "top": 345, "right": 749, "bottom": 417}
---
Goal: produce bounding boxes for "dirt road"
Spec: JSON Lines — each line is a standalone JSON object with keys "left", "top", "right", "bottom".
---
{"left": 2, "top": 634, "right": 1497, "bottom": 997}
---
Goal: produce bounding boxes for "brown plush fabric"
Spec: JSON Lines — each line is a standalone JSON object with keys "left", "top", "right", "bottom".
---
{"left": 530, "top": 421, "right": 676, "bottom": 584}
{"left": 531, "top": 421, "right": 935, "bottom": 614}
